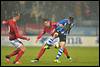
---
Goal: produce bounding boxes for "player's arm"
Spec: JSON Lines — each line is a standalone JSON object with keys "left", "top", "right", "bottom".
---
{"left": 56, "top": 21, "right": 65, "bottom": 29}
{"left": 57, "top": 19, "right": 67, "bottom": 27}
{"left": 2, "top": 20, "right": 8, "bottom": 25}
{"left": 52, "top": 31, "right": 59, "bottom": 38}
{"left": 65, "top": 23, "right": 74, "bottom": 34}
{"left": 35, "top": 29, "right": 46, "bottom": 43}
{"left": 12, "top": 24, "right": 30, "bottom": 41}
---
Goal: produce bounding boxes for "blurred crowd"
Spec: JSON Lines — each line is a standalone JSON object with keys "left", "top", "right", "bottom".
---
{"left": 1, "top": 1, "right": 99, "bottom": 36}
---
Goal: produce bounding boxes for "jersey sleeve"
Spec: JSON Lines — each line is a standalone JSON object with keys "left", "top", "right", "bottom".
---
{"left": 36, "top": 28, "right": 46, "bottom": 40}
{"left": 58, "top": 19, "right": 68, "bottom": 25}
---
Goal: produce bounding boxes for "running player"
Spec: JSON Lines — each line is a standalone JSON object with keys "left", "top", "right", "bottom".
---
{"left": 31, "top": 19, "right": 59, "bottom": 62}
{"left": 54, "top": 16, "right": 74, "bottom": 63}
{"left": 31, "top": 18, "right": 72, "bottom": 63}
{"left": 2, "top": 14, "right": 30, "bottom": 64}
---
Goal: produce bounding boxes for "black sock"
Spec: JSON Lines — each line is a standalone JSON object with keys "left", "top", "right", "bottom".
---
{"left": 5, "top": 55, "right": 10, "bottom": 59}
{"left": 13, "top": 61, "right": 16, "bottom": 64}
{"left": 35, "top": 58, "right": 39, "bottom": 60}
{"left": 67, "top": 56, "right": 70, "bottom": 58}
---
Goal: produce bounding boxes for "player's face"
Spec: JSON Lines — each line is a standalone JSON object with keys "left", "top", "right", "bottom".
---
{"left": 16, "top": 15, "right": 20, "bottom": 21}
{"left": 68, "top": 17, "right": 74, "bottom": 23}
{"left": 44, "top": 21, "right": 50, "bottom": 27}
{"left": 69, "top": 19, "right": 73, "bottom": 23}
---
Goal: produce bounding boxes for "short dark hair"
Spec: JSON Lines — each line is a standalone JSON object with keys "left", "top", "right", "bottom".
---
{"left": 43, "top": 18, "right": 49, "bottom": 22}
{"left": 68, "top": 16, "right": 74, "bottom": 20}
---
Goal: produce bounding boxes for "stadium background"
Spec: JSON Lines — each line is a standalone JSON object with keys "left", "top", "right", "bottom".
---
{"left": 1, "top": 1, "right": 99, "bottom": 66}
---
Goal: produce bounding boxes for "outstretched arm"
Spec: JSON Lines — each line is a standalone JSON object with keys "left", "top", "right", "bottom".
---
{"left": 35, "top": 29, "right": 46, "bottom": 43}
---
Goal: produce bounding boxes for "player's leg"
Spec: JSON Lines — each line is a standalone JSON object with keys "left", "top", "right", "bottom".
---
{"left": 13, "top": 45, "right": 25, "bottom": 64}
{"left": 54, "top": 41, "right": 65, "bottom": 63}
{"left": 31, "top": 43, "right": 53, "bottom": 63}
{"left": 31, "top": 37, "right": 54, "bottom": 63}
{"left": 10, "top": 39, "right": 25, "bottom": 64}
{"left": 31, "top": 44, "right": 46, "bottom": 62}
{"left": 63, "top": 47, "right": 72, "bottom": 61}
{"left": 5, "top": 48, "right": 20, "bottom": 64}
{"left": 54, "top": 34, "right": 72, "bottom": 63}
{"left": 37, "top": 44, "right": 46, "bottom": 59}
{"left": 53, "top": 33, "right": 71, "bottom": 58}
{"left": 6, "top": 48, "right": 20, "bottom": 58}
{"left": 54, "top": 33, "right": 66, "bottom": 63}
{"left": 54, "top": 42, "right": 70, "bottom": 58}
{"left": 5, "top": 40, "right": 21, "bottom": 64}
{"left": 53, "top": 37, "right": 60, "bottom": 48}
{"left": 54, "top": 42, "right": 71, "bottom": 59}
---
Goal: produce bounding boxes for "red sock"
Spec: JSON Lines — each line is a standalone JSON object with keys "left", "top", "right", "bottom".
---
{"left": 63, "top": 47, "right": 69, "bottom": 57}
{"left": 9, "top": 49, "right": 20, "bottom": 58}
{"left": 37, "top": 47, "right": 46, "bottom": 59}
{"left": 15, "top": 50, "right": 24, "bottom": 62}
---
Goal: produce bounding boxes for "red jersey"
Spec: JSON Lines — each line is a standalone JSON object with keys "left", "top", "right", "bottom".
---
{"left": 37, "top": 22, "right": 58, "bottom": 40}
{"left": 7, "top": 19, "right": 27, "bottom": 40}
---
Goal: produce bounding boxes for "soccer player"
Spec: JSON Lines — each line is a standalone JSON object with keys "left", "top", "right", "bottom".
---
{"left": 31, "top": 18, "right": 72, "bottom": 63}
{"left": 31, "top": 19, "right": 59, "bottom": 62}
{"left": 2, "top": 14, "right": 30, "bottom": 64}
{"left": 54, "top": 16, "right": 74, "bottom": 63}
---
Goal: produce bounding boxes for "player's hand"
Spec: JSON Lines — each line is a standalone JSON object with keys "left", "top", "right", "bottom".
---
{"left": 34, "top": 39, "right": 38, "bottom": 46}
{"left": 59, "top": 24, "right": 64, "bottom": 27}
{"left": 35, "top": 39, "right": 38, "bottom": 44}
{"left": 2, "top": 20, "right": 7, "bottom": 24}
{"left": 53, "top": 32, "right": 58, "bottom": 38}
{"left": 26, "top": 38, "right": 30, "bottom": 41}
{"left": 34, "top": 39, "right": 39, "bottom": 45}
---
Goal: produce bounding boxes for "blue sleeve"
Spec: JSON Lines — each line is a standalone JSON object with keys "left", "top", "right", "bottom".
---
{"left": 58, "top": 19, "right": 68, "bottom": 25}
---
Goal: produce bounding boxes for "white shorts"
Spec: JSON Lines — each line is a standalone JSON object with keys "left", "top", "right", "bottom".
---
{"left": 10, "top": 39, "right": 23, "bottom": 48}
{"left": 45, "top": 37, "right": 59, "bottom": 46}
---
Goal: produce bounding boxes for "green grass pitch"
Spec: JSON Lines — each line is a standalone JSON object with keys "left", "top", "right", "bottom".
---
{"left": 1, "top": 46, "right": 99, "bottom": 66}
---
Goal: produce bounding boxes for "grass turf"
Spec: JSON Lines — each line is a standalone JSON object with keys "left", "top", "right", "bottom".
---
{"left": 1, "top": 46, "right": 99, "bottom": 66}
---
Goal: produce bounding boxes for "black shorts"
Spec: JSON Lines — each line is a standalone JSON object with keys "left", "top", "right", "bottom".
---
{"left": 58, "top": 32, "right": 66, "bottom": 42}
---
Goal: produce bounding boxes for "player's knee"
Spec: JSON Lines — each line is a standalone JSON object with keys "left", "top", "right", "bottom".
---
{"left": 22, "top": 47, "right": 26, "bottom": 52}
{"left": 59, "top": 42, "right": 65, "bottom": 48}
{"left": 44, "top": 45, "right": 50, "bottom": 49}
{"left": 42, "top": 44, "right": 46, "bottom": 48}
{"left": 20, "top": 45, "right": 26, "bottom": 52}
{"left": 53, "top": 32, "right": 59, "bottom": 38}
